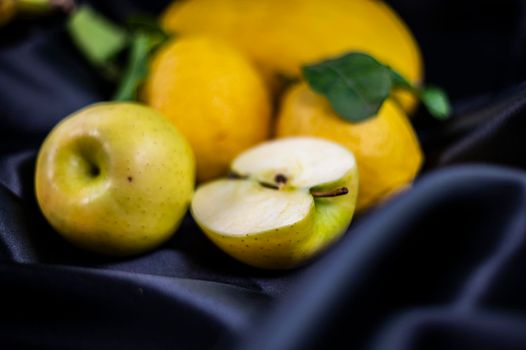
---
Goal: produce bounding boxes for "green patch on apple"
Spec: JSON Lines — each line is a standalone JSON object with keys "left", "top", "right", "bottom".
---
{"left": 191, "top": 137, "right": 359, "bottom": 269}
{"left": 35, "top": 102, "right": 195, "bottom": 256}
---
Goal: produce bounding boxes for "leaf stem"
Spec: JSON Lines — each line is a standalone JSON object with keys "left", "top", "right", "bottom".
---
{"left": 112, "top": 32, "right": 150, "bottom": 101}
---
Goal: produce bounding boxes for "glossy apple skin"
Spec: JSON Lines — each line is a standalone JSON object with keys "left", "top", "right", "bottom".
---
{"left": 192, "top": 169, "right": 358, "bottom": 269}
{"left": 35, "top": 102, "right": 195, "bottom": 256}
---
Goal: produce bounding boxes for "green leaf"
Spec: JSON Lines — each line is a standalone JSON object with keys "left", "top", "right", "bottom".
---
{"left": 389, "top": 69, "right": 414, "bottom": 91}
{"left": 112, "top": 26, "right": 169, "bottom": 101}
{"left": 112, "top": 32, "right": 152, "bottom": 101}
{"left": 389, "top": 68, "right": 451, "bottom": 119}
{"left": 67, "top": 6, "right": 129, "bottom": 80}
{"left": 419, "top": 87, "right": 451, "bottom": 120}
{"left": 303, "top": 53, "right": 392, "bottom": 122}
{"left": 303, "top": 52, "right": 452, "bottom": 122}
{"left": 67, "top": 6, "right": 170, "bottom": 101}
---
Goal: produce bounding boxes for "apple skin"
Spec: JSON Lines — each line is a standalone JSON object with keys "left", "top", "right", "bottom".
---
{"left": 35, "top": 102, "right": 195, "bottom": 256}
{"left": 191, "top": 162, "right": 358, "bottom": 269}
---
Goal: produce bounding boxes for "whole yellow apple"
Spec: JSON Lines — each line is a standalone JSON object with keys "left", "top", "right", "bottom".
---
{"left": 35, "top": 102, "right": 195, "bottom": 256}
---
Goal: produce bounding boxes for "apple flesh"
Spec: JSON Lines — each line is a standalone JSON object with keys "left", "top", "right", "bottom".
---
{"left": 191, "top": 137, "right": 358, "bottom": 269}
{"left": 35, "top": 102, "right": 195, "bottom": 256}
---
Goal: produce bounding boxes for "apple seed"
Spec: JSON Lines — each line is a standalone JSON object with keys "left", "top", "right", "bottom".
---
{"left": 275, "top": 173, "right": 288, "bottom": 184}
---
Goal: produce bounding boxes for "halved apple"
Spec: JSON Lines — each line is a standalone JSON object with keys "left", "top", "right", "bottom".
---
{"left": 191, "top": 137, "right": 358, "bottom": 269}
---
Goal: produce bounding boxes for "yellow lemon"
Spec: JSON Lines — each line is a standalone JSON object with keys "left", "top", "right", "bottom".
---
{"left": 143, "top": 36, "right": 272, "bottom": 182}
{"left": 161, "top": 0, "right": 422, "bottom": 111}
{"left": 276, "top": 83, "right": 423, "bottom": 210}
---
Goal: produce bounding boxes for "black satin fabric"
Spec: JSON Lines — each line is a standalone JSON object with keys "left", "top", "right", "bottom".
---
{"left": 1, "top": 1, "right": 526, "bottom": 349}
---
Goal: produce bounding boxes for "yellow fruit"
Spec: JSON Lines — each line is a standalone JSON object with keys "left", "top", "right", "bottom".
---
{"left": 143, "top": 36, "right": 271, "bottom": 182}
{"left": 35, "top": 102, "right": 195, "bottom": 256}
{"left": 1, "top": 0, "right": 71, "bottom": 26}
{"left": 0, "top": 0, "right": 16, "bottom": 25}
{"left": 276, "top": 83, "right": 423, "bottom": 210}
{"left": 161, "top": 0, "right": 422, "bottom": 111}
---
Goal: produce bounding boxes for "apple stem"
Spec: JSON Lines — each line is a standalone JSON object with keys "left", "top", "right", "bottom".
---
{"left": 311, "top": 187, "right": 349, "bottom": 198}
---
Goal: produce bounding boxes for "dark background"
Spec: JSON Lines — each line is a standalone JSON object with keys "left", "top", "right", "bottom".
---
{"left": 1, "top": 1, "right": 526, "bottom": 349}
